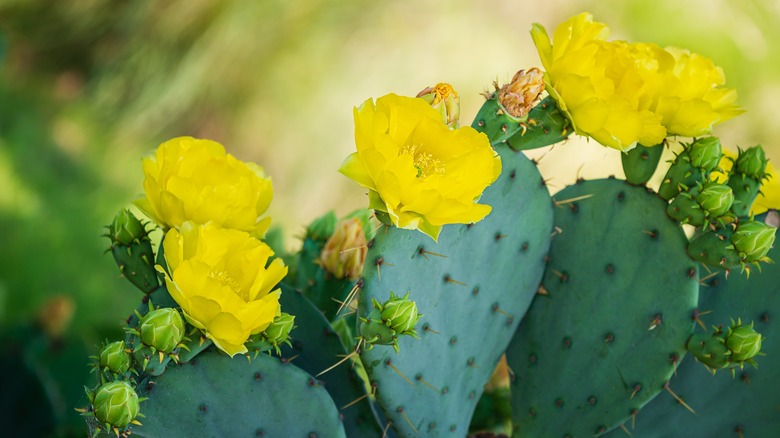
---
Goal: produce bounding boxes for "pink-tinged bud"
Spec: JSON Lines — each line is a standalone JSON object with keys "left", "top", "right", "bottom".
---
{"left": 319, "top": 217, "right": 367, "bottom": 280}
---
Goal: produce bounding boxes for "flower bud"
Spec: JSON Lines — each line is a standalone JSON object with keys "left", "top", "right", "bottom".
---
{"left": 731, "top": 220, "right": 777, "bottom": 262}
{"left": 93, "top": 381, "right": 140, "bottom": 429}
{"left": 734, "top": 145, "right": 768, "bottom": 179}
{"left": 380, "top": 292, "right": 420, "bottom": 335}
{"left": 687, "top": 333, "right": 730, "bottom": 370}
{"left": 696, "top": 183, "right": 734, "bottom": 218}
{"left": 98, "top": 341, "right": 131, "bottom": 374}
{"left": 726, "top": 320, "right": 763, "bottom": 362}
{"left": 498, "top": 68, "right": 545, "bottom": 120}
{"left": 139, "top": 308, "right": 185, "bottom": 353}
{"left": 359, "top": 306, "right": 397, "bottom": 348}
{"left": 109, "top": 209, "right": 147, "bottom": 246}
{"left": 319, "top": 217, "right": 367, "bottom": 280}
{"left": 417, "top": 83, "right": 461, "bottom": 128}
{"left": 263, "top": 312, "right": 295, "bottom": 345}
{"left": 687, "top": 137, "right": 722, "bottom": 172}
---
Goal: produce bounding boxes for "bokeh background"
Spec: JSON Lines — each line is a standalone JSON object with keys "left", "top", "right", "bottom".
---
{"left": 0, "top": 0, "right": 777, "bottom": 435}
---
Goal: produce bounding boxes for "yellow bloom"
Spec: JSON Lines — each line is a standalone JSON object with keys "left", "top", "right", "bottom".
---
{"left": 651, "top": 47, "right": 744, "bottom": 137}
{"left": 339, "top": 93, "right": 501, "bottom": 240}
{"left": 136, "top": 137, "right": 273, "bottom": 236}
{"left": 531, "top": 13, "right": 666, "bottom": 151}
{"left": 161, "top": 222, "right": 287, "bottom": 357}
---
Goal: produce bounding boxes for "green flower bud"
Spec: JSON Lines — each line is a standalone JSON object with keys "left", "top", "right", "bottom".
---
{"left": 734, "top": 145, "right": 767, "bottom": 179}
{"left": 93, "top": 381, "right": 140, "bottom": 429}
{"left": 98, "top": 341, "right": 131, "bottom": 374}
{"left": 731, "top": 220, "right": 777, "bottom": 262}
{"left": 110, "top": 209, "right": 147, "bottom": 246}
{"left": 696, "top": 183, "right": 734, "bottom": 218}
{"left": 380, "top": 292, "right": 421, "bottom": 335}
{"left": 306, "top": 211, "right": 337, "bottom": 241}
{"left": 726, "top": 320, "right": 763, "bottom": 362}
{"left": 263, "top": 313, "right": 295, "bottom": 345}
{"left": 687, "top": 333, "right": 730, "bottom": 369}
{"left": 417, "top": 83, "right": 461, "bottom": 128}
{"left": 359, "top": 306, "right": 397, "bottom": 348}
{"left": 319, "top": 217, "right": 368, "bottom": 280}
{"left": 688, "top": 137, "right": 722, "bottom": 172}
{"left": 139, "top": 308, "right": 185, "bottom": 353}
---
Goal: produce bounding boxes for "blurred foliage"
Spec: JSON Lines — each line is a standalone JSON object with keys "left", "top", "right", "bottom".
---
{"left": 0, "top": 0, "right": 777, "bottom": 435}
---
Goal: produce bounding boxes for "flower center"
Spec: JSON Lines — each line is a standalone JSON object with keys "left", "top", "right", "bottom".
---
{"left": 209, "top": 270, "right": 246, "bottom": 300}
{"left": 401, "top": 144, "right": 444, "bottom": 179}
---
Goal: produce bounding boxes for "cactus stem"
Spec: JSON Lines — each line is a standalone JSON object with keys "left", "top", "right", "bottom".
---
{"left": 619, "top": 423, "right": 633, "bottom": 436}
{"left": 340, "top": 392, "right": 369, "bottom": 411}
{"left": 385, "top": 360, "right": 414, "bottom": 386}
{"left": 663, "top": 382, "right": 696, "bottom": 414}
{"left": 554, "top": 193, "right": 594, "bottom": 207}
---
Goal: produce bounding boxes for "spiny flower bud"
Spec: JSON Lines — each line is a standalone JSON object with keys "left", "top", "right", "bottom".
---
{"left": 734, "top": 145, "right": 768, "bottom": 179}
{"left": 726, "top": 320, "right": 763, "bottom": 362}
{"left": 380, "top": 292, "right": 421, "bottom": 335}
{"left": 98, "top": 341, "right": 131, "bottom": 374}
{"left": 109, "top": 209, "right": 147, "bottom": 246}
{"left": 139, "top": 308, "right": 185, "bottom": 354}
{"left": 696, "top": 183, "right": 734, "bottom": 218}
{"left": 263, "top": 313, "right": 295, "bottom": 345}
{"left": 92, "top": 381, "right": 140, "bottom": 429}
{"left": 359, "top": 306, "right": 398, "bottom": 350}
{"left": 319, "top": 217, "right": 368, "bottom": 281}
{"left": 498, "top": 68, "right": 545, "bottom": 120}
{"left": 688, "top": 137, "right": 722, "bottom": 172}
{"left": 687, "top": 333, "right": 730, "bottom": 370}
{"left": 731, "top": 220, "right": 776, "bottom": 263}
{"left": 417, "top": 83, "right": 461, "bottom": 128}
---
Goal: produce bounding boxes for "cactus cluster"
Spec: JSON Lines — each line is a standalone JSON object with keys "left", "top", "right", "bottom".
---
{"left": 78, "top": 12, "right": 780, "bottom": 438}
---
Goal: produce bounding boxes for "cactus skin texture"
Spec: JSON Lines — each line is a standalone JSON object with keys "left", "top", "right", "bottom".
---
{"left": 472, "top": 95, "right": 571, "bottom": 150}
{"left": 108, "top": 210, "right": 159, "bottom": 294}
{"left": 132, "top": 350, "right": 346, "bottom": 437}
{"left": 602, "top": 211, "right": 780, "bottom": 438}
{"left": 507, "top": 179, "right": 699, "bottom": 437}
{"left": 358, "top": 147, "right": 553, "bottom": 436}
{"left": 278, "top": 285, "right": 383, "bottom": 437}
{"left": 621, "top": 143, "right": 665, "bottom": 186}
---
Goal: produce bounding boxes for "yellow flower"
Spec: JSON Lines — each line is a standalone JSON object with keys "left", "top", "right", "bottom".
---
{"left": 651, "top": 47, "right": 744, "bottom": 137}
{"left": 339, "top": 93, "right": 501, "bottom": 240}
{"left": 161, "top": 222, "right": 287, "bottom": 357}
{"left": 531, "top": 13, "right": 666, "bottom": 151}
{"left": 136, "top": 137, "right": 273, "bottom": 237}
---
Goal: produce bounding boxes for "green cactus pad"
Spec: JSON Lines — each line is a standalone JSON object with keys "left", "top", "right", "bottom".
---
{"left": 621, "top": 143, "right": 664, "bottom": 186}
{"left": 111, "top": 239, "right": 159, "bottom": 294}
{"left": 507, "top": 179, "right": 699, "bottom": 437}
{"left": 472, "top": 96, "right": 570, "bottom": 150}
{"left": 132, "top": 350, "right": 346, "bottom": 437}
{"left": 358, "top": 147, "right": 553, "bottom": 436}
{"left": 278, "top": 285, "right": 383, "bottom": 437}
{"left": 603, "top": 212, "right": 780, "bottom": 437}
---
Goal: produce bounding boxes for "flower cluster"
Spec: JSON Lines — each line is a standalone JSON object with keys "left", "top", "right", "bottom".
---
{"left": 138, "top": 137, "right": 289, "bottom": 357}
{"left": 532, "top": 12, "right": 742, "bottom": 151}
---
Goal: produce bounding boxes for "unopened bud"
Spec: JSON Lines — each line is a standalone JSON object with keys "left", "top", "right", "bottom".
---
{"left": 688, "top": 137, "right": 722, "bottom": 172}
{"left": 380, "top": 292, "right": 420, "bottom": 335}
{"left": 359, "top": 306, "right": 397, "bottom": 349}
{"left": 417, "top": 83, "right": 461, "bottom": 128}
{"left": 263, "top": 313, "right": 295, "bottom": 345}
{"left": 734, "top": 145, "right": 768, "bottom": 179}
{"left": 696, "top": 183, "right": 734, "bottom": 218}
{"left": 320, "top": 217, "right": 367, "bottom": 280}
{"left": 92, "top": 381, "right": 140, "bottom": 429}
{"left": 139, "top": 308, "right": 185, "bottom": 353}
{"left": 726, "top": 320, "right": 763, "bottom": 362}
{"left": 98, "top": 341, "right": 131, "bottom": 375}
{"left": 498, "top": 68, "right": 545, "bottom": 119}
{"left": 110, "top": 209, "right": 147, "bottom": 246}
{"left": 731, "top": 220, "right": 776, "bottom": 262}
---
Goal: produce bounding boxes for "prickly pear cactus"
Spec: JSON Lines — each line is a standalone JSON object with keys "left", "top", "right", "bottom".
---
{"left": 131, "top": 350, "right": 346, "bottom": 437}
{"left": 357, "top": 146, "right": 553, "bottom": 436}
{"left": 603, "top": 212, "right": 780, "bottom": 438}
{"left": 507, "top": 179, "right": 700, "bottom": 437}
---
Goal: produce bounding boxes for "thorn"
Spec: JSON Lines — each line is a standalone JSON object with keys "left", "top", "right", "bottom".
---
{"left": 337, "top": 282, "right": 361, "bottom": 315}
{"left": 492, "top": 303, "right": 513, "bottom": 319}
{"left": 575, "top": 163, "right": 586, "bottom": 181}
{"left": 664, "top": 382, "right": 696, "bottom": 414}
{"left": 697, "top": 271, "right": 719, "bottom": 286}
{"left": 382, "top": 421, "right": 392, "bottom": 438}
{"left": 549, "top": 269, "right": 567, "bottom": 282}
{"left": 536, "top": 285, "right": 549, "bottom": 296}
{"left": 386, "top": 361, "right": 414, "bottom": 386}
{"left": 649, "top": 313, "right": 663, "bottom": 331}
{"left": 630, "top": 384, "right": 641, "bottom": 400}
{"left": 444, "top": 276, "right": 465, "bottom": 286}
{"left": 398, "top": 407, "right": 418, "bottom": 433}
{"left": 423, "top": 325, "right": 440, "bottom": 335}
{"left": 339, "top": 245, "right": 367, "bottom": 255}
{"left": 619, "top": 423, "right": 633, "bottom": 436}
{"left": 317, "top": 350, "right": 357, "bottom": 377}
{"left": 416, "top": 376, "right": 441, "bottom": 394}
{"left": 340, "top": 393, "right": 369, "bottom": 410}
{"left": 551, "top": 226, "right": 563, "bottom": 237}
{"left": 418, "top": 248, "right": 447, "bottom": 260}
{"left": 554, "top": 193, "right": 594, "bottom": 207}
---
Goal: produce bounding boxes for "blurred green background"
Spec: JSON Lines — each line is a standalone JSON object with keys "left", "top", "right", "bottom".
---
{"left": 0, "top": 0, "right": 777, "bottom": 435}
